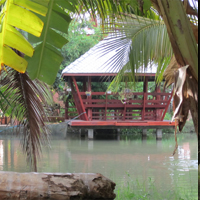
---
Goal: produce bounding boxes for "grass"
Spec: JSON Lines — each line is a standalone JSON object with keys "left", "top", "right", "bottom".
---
{"left": 114, "top": 173, "right": 197, "bottom": 200}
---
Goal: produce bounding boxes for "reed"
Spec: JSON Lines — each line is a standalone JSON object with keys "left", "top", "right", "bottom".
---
{"left": 115, "top": 173, "right": 197, "bottom": 200}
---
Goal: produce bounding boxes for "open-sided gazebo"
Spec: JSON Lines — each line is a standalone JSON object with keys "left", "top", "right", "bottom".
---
{"left": 62, "top": 36, "right": 175, "bottom": 139}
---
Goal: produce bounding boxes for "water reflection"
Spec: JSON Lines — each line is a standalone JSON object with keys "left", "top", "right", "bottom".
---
{"left": 178, "top": 142, "right": 190, "bottom": 160}
{"left": 0, "top": 140, "right": 3, "bottom": 170}
{"left": 0, "top": 133, "right": 198, "bottom": 199}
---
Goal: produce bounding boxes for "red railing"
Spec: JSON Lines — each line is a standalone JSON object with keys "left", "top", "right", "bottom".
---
{"left": 0, "top": 117, "right": 11, "bottom": 125}
{"left": 72, "top": 92, "right": 172, "bottom": 121}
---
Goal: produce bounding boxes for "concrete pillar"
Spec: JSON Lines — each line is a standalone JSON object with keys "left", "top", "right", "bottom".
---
{"left": 88, "top": 129, "right": 94, "bottom": 140}
{"left": 156, "top": 129, "right": 162, "bottom": 140}
{"left": 64, "top": 121, "right": 69, "bottom": 138}
{"left": 142, "top": 129, "right": 147, "bottom": 141}
{"left": 142, "top": 129, "right": 147, "bottom": 136}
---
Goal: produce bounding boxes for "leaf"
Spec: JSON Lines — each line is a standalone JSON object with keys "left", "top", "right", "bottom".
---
{"left": 143, "top": 0, "right": 151, "bottom": 10}
{"left": 5, "top": 25, "right": 34, "bottom": 57}
{"left": 0, "top": 68, "right": 51, "bottom": 171}
{"left": 26, "top": 0, "right": 73, "bottom": 85}
{"left": 163, "top": 56, "right": 179, "bottom": 89}
{"left": 14, "top": 0, "right": 49, "bottom": 16}
{"left": 1, "top": 46, "right": 28, "bottom": 73}
{"left": 7, "top": 3, "right": 44, "bottom": 37}
{"left": 58, "top": 0, "right": 75, "bottom": 13}
{"left": 171, "top": 65, "right": 189, "bottom": 122}
{"left": 27, "top": 42, "right": 63, "bottom": 84}
{"left": 0, "top": 0, "right": 47, "bottom": 73}
{"left": 97, "top": 14, "right": 173, "bottom": 91}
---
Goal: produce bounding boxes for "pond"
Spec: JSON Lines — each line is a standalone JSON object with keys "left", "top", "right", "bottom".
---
{"left": 0, "top": 131, "right": 198, "bottom": 199}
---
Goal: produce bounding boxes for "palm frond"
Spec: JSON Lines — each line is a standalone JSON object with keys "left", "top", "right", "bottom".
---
{"left": 163, "top": 56, "right": 179, "bottom": 89}
{"left": 76, "top": 0, "right": 156, "bottom": 30}
{"left": 99, "top": 14, "right": 173, "bottom": 91}
{"left": 1, "top": 68, "right": 51, "bottom": 171}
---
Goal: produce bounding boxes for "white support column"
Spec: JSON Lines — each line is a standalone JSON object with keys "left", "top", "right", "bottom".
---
{"left": 117, "top": 128, "right": 120, "bottom": 140}
{"left": 64, "top": 121, "right": 69, "bottom": 138}
{"left": 142, "top": 129, "right": 147, "bottom": 141}
{"left": 88, "top": 129, "right": 94, "bottom": 140}
{"left": 156, "top": 129, "right": 162, "bottom": 140}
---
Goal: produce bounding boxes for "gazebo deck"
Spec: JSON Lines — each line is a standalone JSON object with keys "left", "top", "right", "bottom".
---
{"left": 68, "top": 120, "right": 176, "bottom": 129}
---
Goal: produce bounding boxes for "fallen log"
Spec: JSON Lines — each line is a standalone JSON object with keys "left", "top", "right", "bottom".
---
{"left": 0, "top": 172, "right": 116, "bottom": 200}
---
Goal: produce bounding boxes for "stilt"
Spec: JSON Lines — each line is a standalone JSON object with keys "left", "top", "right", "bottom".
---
{"left": 156, "top": 129, "right": 162, "bottom": 140}
{"left": 88, "top": 129, "right": 94, "bottom": 140}
{"left": 79, "top": 129, "right": 81, "bottom": 137}
{"left": 64, "top": 121, "right": 69, "bottom": 138}
{"left": 142, "top": 129, "right": 147, "bottom": 136}
{"left": 79, "top": 129, "right": 85, "bottom": 138}
{"left": 117, "top": 129, "right": 120, "bottom": 140}
{"left": 142, "top": 129, "right": 147, "bottom": 141}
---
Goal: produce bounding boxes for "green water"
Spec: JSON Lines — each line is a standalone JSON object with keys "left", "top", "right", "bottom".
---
{"left": 0, "top": 132, "right": 198, "bottom": 199}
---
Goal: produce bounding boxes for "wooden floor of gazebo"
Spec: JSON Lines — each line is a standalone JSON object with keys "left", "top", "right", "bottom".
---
{"left": 68, "top": 119, "right": 176, "bottom": 129}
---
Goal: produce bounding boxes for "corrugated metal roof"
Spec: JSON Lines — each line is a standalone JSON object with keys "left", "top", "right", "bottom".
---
{"left": 62, "top": 34, "right": 157, "bottom": 75}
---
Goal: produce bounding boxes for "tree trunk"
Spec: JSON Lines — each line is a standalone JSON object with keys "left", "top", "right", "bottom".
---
{"left": 189, "top": 96, "right": 198, "bottom": 136}
{"left": 0, "top": 172, "right": 116, "bottom": 200}
{"left": 151, "top": 0, "right": 198, "bottom": 80}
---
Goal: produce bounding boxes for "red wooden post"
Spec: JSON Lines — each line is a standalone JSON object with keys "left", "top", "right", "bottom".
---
{"left": 87, "top": 76, "right": 92, "bottom": 121}
{"left": 82, "top": 77, "right": 88, "bottom": 117}
{"left": 155, "top": 84, "right": 161, "bottom": 121}
{"left": 123, "top": 103, "right": 126, "bottom": 121}
{"left": 142, "top": 76, "right": 148, "bottom": 120}
{"left": 161, "top": 89, "right": 174, "bottom": 121}
{"left": 70, "top": 78, "right": 82, "bottom": 119}
{"left": 72, "top": 76, "right": 88, "bottom": 121}
{"left": 83, "top": 78, "right": 87, "bottom": 93}
{"left": 65, "top": 99, "right": 69, "bottom": 120}
{"left": 105, "top": 93, "right": 107, "bottom": 120}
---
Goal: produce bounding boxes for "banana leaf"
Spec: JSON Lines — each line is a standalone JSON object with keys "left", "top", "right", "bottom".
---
{"left": 26, "top": 0, "right": 73, "bottom": 85}
{"left": 0, "top": 0, "right": 48, "bottom": 72}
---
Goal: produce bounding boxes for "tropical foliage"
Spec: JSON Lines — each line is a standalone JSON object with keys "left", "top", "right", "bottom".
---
{"left": 0, "top": 0, "right": 73, "bottom": 84}
{"left": 53, "top": 19, "right": 103, "bottom": 91}
{"left": 0, "top": 68, "right": 52, "bottom": 171}
{"left": 0, "top": 0, "right": 76, "bottom": 171}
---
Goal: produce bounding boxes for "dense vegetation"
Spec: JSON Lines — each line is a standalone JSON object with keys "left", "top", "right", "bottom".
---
{"left": 53, "top": 20, "right": 103, "bottom": 91}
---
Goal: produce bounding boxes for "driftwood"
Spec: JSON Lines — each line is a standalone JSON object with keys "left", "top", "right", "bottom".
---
{"left": 0, "top": 172, "right": 116, "bottom": 200}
